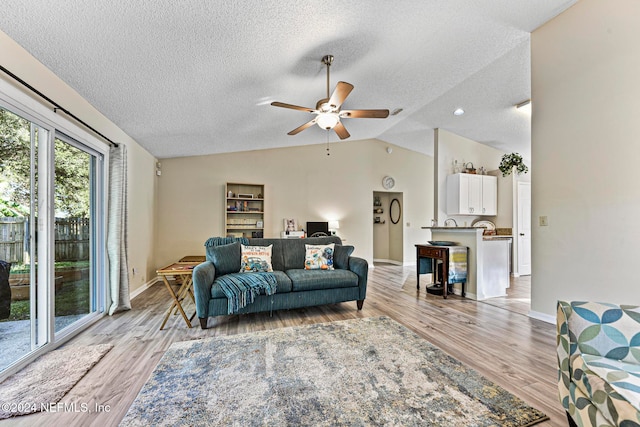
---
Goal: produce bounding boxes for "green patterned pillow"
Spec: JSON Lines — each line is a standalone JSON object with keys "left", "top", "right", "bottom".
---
{"left": 569, "top": 301, "right": 640, "bottom": 363}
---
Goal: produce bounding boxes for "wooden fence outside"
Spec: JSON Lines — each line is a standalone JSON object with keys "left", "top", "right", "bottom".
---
{"left": 0, "top": 217, "right": 90, "bottom": 264}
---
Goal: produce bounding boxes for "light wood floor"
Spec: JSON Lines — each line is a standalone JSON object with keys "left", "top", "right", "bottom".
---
{"left": 0, "top": 265, "right": 564, "bottom": 427}
{"left": 479, "top": 275, "right": 532, "bottom": 316}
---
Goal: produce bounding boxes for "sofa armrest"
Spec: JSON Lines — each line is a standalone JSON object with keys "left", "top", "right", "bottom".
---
{"left": 348, "top": 256, "right": 368, "bottom": 301}
{"left": 193, "top": 261, "right": 216, "bottom": 318}
{"left": 557, "top": 301, "right": 575, "bottom": 411}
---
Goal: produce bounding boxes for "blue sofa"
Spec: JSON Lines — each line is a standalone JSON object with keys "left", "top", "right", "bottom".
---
{"left": 192, "top": 236, "right": 368, "bottom": 329}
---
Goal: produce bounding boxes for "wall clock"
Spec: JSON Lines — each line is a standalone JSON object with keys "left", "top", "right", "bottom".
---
{"left": 382, "top": 176, "right": 395, "bottom": 190}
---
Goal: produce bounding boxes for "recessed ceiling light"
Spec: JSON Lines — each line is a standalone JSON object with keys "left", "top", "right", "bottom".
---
{"left": 453, "top": 108, "right": 465, "bottom": 116}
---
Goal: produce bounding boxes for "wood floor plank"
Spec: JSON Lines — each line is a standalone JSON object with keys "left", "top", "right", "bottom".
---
{"left": 0, "top": 265, "right": 565, "bottom": 426}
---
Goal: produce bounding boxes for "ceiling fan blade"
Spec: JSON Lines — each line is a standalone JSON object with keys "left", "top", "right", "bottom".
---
{"left": 287, "top": 119, "right": 317, "bottom": 135}
{"left": 328, "top": 81, "right": 354, "bottom": 109}
{"left": 333, "top": 122, "right": 350, "bottom": 140}
{"left": 340, "top": 109, "right": 390, "bottom": 119}
{"left": 271, "top": 102, "right": 315, "bottom": 113}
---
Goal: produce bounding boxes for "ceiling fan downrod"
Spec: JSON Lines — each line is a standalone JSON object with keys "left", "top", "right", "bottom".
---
{"left": 322, "top": 54, "right": 334, "bottom": 99}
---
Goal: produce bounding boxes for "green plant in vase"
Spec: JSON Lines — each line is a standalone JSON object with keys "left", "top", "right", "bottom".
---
{"left": 498, "top": 153, "right": 528, "bottom": 177}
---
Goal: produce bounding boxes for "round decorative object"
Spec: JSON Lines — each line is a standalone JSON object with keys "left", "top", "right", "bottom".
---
{"left": 382, "top": 176, "right": 395, "bottom": 190}
{"left": 390, "top": 198, "right": 401, "bottom": 224}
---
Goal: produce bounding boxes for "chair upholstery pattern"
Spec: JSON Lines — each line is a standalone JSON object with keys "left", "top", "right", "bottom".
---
{"left": 557, "top": 301, "right": 640, "bottom": 427}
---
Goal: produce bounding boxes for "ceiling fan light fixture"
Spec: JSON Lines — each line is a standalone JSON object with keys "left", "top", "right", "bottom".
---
{"left": 316, "top": 112, "right": 340, "bottom": 130}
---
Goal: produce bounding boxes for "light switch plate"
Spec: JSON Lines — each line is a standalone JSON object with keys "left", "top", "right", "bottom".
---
{"left": 539, "top": 216, "right": 548, "bottom": 226}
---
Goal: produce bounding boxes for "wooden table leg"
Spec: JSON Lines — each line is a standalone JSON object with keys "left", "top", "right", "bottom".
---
{"left": 172, "top": 274, "right": 195, "bottom": 314}
{"left": 176, "top": 275, "right": 196, "bottom": 321}
{"left": 416, "top": 252, "right": 420, "bottom": 289}
{"left": 159, "top": 276, "right": 193, "bottom": 330}
{"left": 443, "top": 250, "right": 449, "bottom": 299}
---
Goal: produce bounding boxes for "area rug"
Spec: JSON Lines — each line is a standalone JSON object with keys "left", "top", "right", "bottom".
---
{"left": 0, "top": 343, "right": 113, "bottom": 419}
{"left": 120, "top": 317, "right": 548, "bottom": 426}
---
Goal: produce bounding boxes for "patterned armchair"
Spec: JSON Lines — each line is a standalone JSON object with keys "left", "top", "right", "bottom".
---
{"left": 557, "top": 301, "right": 640, "bottom": 427}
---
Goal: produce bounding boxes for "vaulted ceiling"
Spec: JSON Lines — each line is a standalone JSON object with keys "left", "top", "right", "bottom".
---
{"left": 0, "top": 0, "right": 576, "bottom": 159}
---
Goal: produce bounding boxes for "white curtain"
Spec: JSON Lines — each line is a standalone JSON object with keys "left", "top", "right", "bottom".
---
{"left": 107, "top": 144, "right": 131, "bottom": 315}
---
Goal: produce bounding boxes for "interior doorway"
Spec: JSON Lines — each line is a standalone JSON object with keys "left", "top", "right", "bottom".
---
{"left": 516, "top": 181, "right": 531, "bottom": 276}
{"left": 373, "top": 191, "right": 403, "bottom": 265}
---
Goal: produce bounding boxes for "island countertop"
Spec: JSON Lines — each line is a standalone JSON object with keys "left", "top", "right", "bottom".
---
{"left": 422, "top": 227, "right": 509, "bottom": 301}
{"left": 421, "top": 226, "right": 480, "bottom": 231}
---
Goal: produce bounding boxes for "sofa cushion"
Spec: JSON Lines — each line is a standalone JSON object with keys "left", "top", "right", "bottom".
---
{"left": 208, "top": 242, "right": 241, "bottom": 277}
{"left": 286, "top": 269, "right": 358, "bottom": 292}
{"left": 573, "top": 353, "right": 640, "bottom": 424}
{"left": 211, "top": 270, "right": 292, "bottom": 298}
{"left": 249, "top": 237, "right": 342, "bottom": 270}
{"left": 246, "top": 239, "right": 285, "bottom": 271}
{"left": 567, "top": 301, "right": 640, "bottom": 363}
{"left": 334, "top": 245, "right": 354, "bottom": 270}
{"left": 304, "top": 243, "right": 335, "bottom": 270}
{"left": 240, "top": 244, "right": 273, "bottom": 272}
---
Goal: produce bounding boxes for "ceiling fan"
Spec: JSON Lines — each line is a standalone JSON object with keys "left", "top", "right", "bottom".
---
{"left": 271, "top": 55, "right": 389, "bottom": 140}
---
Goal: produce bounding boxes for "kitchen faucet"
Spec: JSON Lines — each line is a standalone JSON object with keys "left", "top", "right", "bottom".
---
{"left": 444, "top": 218, "right": 458, "bottom": 227}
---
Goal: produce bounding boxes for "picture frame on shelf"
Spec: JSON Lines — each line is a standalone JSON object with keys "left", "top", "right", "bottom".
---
{"left": 284, "top": 218, "right": 298, "bottom": 232}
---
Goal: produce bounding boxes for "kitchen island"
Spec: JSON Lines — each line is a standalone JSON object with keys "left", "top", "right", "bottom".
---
{"left": 421, "top": 227, "right": 510, "bottom": 300}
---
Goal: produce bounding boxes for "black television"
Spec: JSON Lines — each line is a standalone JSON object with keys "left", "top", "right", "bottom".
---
{"left": 306, "top": 221, "right": 329, "bottom": 237}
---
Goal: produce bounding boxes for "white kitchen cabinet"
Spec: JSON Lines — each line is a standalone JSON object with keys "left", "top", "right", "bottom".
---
{"left": 446, "top": 173, "right": 497, "bottom": 216}
{"left": 481, "top": 175, "right": 497, "bottom": 215}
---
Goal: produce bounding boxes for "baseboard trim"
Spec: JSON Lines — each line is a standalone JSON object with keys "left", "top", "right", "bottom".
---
{"left": 373, "top": 258, "right": 403, "bottom": 266}
{"left": 528, "top": 310, "right": 555, "bottom": 324}
{"left": 130, "top": 277, "right": 161, "bottom": 300}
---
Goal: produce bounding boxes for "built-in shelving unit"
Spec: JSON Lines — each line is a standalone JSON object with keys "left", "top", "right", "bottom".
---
{"left": 225, "top": 182, "right": 265, "bottom": 238}
{"left": 373, "top": 196, "right": 386, "bottom": 224}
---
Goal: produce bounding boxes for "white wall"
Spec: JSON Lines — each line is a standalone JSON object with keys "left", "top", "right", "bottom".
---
{"left": 154, "top": 139, "right": 433, "bottom": 267}
{"left": 435, "top": 128, "right": 510, "bottom": 226}
{"left": 531, "top": 0, "right": 640, "bottom": 317}
{"left": 0, "top": 29, "right": 158, "bottom": 295}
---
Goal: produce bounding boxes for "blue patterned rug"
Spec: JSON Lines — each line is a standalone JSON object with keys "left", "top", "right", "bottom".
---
{"left": 120, "top": 316, "right": 548, "bottom": 426}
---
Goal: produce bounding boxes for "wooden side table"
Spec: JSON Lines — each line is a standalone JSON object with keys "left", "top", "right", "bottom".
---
{"left": 179, "top": 255, "right": 206, "bottom": 263}
{"left": 156, "top": 262, "right": 200, "bottom": 329}
{"left": 415, "top": 244, "right": 467, "bottom": 299}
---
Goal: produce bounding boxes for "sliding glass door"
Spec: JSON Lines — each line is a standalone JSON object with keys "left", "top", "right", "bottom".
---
{"left": 0, "top": 100, "right": 106, "bottom": 375}
{"left": 53, "top": 134, "right": 103, "bottom": 334}
{"left": 0, "top": 106, "right": 48, "bottom": 371}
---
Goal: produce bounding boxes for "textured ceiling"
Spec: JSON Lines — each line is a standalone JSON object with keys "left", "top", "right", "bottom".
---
{"left": 0, "top": 0, "right": 576, "bottom": 159}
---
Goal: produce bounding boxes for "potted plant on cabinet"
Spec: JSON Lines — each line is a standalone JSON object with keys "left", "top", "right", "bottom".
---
{"left": 498, "top": 153, "right": 528, "bottom": 177}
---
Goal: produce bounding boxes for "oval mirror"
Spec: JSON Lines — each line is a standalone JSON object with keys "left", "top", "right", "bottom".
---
{"left": 390, "top": 198, "right": 401, "bottom": 224}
